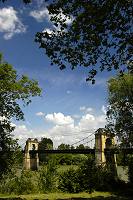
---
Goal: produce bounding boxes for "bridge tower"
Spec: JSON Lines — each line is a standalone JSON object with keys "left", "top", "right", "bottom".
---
{"left": 24, "top": 138, "right": 39, "bottom": 170}
{"left": 95, "top": 128, "right": 116, "bottom": 165}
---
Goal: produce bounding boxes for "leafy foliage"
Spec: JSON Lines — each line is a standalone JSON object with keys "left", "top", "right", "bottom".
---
{"left": 58, "top": 156, "right": 119, "bottom": 193}
{"left": 54, "top": 154, "right": 88, "bottom": 165}
{"left": 0, "top": 54, "right": 41, "bottom": 121}
{"left": 55, "top": 143, "right": 88, "bottom": 165}
{"left": 57, "top": 143, "right": 72, "bottom": 150}
{"left": 38, "top": 137, "right": 53, "bottom": 163}
{"left": 0, "top": 170, "right": 39, "bottom": 194}
{"left": 0, "top": 54, "right": 41, "bottom": 177}
{"left": 0, "top": 119, "right": 22, "bottom": 177}
{"left": 78, "top": 156, "right": 98, "bottom": 193}
{"left": 38, "top": 159, "right": 57, "bottom": 192}
{"left": 106, "top": 73, "right": 133, "bottom": 147}
{"left": 35, "top": 0, "right": 133, "bottom": 82}
{"left": 58, "top": 167, "right": 80, "bottom": 193}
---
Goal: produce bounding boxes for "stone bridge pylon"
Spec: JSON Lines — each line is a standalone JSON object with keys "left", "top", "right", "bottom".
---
{"left": 95, "top": 128, "right": 116, "bottom": 165}
{"left": 24, "top": 138, "right": 39, "bottom": 170}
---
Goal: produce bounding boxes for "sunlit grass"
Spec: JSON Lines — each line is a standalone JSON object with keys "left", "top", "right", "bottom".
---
{"left": 0, "top": 191, "right": 114, "bottom": 199}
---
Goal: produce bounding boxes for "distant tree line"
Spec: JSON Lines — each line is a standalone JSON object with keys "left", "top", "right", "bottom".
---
{"left": 38, "top": 137, "right": 90, "bottom": 165}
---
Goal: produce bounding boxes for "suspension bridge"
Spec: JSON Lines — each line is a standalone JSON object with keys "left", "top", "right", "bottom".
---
{"left": 23, "top": 128, "right": 112, "bottom": 170}
{"left": 23, "top": 128, "right": 133, "bottom": 170}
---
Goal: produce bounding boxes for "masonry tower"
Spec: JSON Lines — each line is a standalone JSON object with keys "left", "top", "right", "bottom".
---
{"left": 95, "top": 128, "right": 116, "bottom": 164}
{"left": 24, "top": 138, "right": 39, "bottom": 170}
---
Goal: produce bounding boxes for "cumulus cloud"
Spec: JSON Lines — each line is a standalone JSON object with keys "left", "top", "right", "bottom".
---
{"left": 0, "top": 7, "right": 26, "bottom": 39}
{"left": 29, "top": 7, "right": 49, "bottom": 22}
{"left": 30, "top": 6, "right": 73, "bottom": 25}
{"left": 45, "top": 112, "right": 74, "bottom": 125}
{"left": 13, "top": 125, "right": 32, "bottom": 140}
{"left": 13, "top": 108, "right": 106, "bottom": 148}
{"left": 44, "top": 111, "right": 106, "bottom": 147}
{"left": 78, "top": 113, "right": 106, "bottom": 131}
{"left": 36, "top": 112, "right": 45, "bottom": 116}
{"left": 13, "top": 124, "right": 47, "bottom": 147}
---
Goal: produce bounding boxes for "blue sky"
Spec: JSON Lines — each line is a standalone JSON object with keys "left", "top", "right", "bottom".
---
{"left": 0, "top": 0, "right": 116, "bottom": 148}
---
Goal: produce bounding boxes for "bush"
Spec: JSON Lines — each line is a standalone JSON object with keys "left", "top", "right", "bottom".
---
{"left": 94, "top": 165, "right": 118, "bottom": 191}
{"left": 58, "top": 156, "right": 120, "bottom": 193}
{"left": 78, "top": 156, "right": 97, "bottom": 193}
{"left": 53, "top": 154, "right": 88, "bottom": 165}
{"left": 0, "top": 170, "right": 39, "bottom": 194}
{"left": 38, "top": 159, "right": 57, "bottom": 192}
{"left": 58, "top": 168, "right": 81, "bottom": 193}
{"left": 58, "top": 156, "right": 97, "bottom": 193}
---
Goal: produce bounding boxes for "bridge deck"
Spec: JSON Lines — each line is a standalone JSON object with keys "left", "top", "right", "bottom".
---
{"left": 27, "top": 148, "right": 133, "bottom": 154}
{"left": 29, "top": 149, "right": 95, "bottom": 154}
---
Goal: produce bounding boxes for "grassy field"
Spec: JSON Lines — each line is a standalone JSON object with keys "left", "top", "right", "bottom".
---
{"left": 0, "top": 191, "right": 124, "bottom": 200}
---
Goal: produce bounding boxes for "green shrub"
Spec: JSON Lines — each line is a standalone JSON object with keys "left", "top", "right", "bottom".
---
{"left": 94, "top": 165, "right": 118, "bottom": 191}
{"left": 58, "top": 168, "right": 81, "bottom": 193}
{"left": 53, "top": 154, "right": 88, "bottom": 165}
{"left": 38, "top": 159, "right": 57, "bottom": 192}
{"left": 58, "top": 156, "right": 97, "bottom": 193}
{"left": 78, "top": 156, "right": 97, "bottom": 193}
{"left": 0, "top": 170, "right": 38, "bottom": 194}
{"left": 58, "top": 156, "right": 120, "bottom": 193}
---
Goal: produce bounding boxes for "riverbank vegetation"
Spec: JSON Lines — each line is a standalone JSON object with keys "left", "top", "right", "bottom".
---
{"left": 0, "top": 156, "right": 133, "bottom": 199}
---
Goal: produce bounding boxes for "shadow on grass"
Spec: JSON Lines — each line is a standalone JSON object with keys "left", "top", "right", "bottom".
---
{"left": 1, "top": 196, "right": 133, "bottom": 200}
{"left": 59, "top": 197, "right": 133, "bottom": 200}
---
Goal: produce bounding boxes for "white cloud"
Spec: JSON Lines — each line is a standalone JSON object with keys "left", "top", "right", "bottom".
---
{"left": 42, "top": 28, "right": 53, "bottom": 34}
{"left": 44, "top": 111, "right": 106, "bottom": 147}
{"left": 101, "top": 105, "right": 106, "bottom": 115}
{"left": 30, "top": 6, "right": 73, "bottom": 26}
{"left": 80, "top": 106, "right": 93, "bottom": 113}
{"left": 45, "top": 112, "right": 74, "bottom": 125}
{"left": 0, "top": 7, "right": 26, "bottom": 39}
{"left": 29, "top": 7, "right": 49, "bottom": 22}
{"left": 78, "top": 113, "right": 106, "bottom": 130}
{"left": 36, "top": 112, "right": 45, "bottom": 116}
{"left": 13, "top": 124, "right": 46, "bottom": 147}
{"left": 72, "top": 114, "right": 80, "bottom": 119}
{"left": 13, "top": 108, "right": 106, "bottom": 148}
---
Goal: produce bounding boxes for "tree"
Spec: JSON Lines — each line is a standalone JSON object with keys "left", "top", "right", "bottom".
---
{"left": 0, "top": 120, "right": 21, "bottom": 177}
{"left": 38, "top": 137, "right": 53, "bottom": 163}
{"left": 0, "top": 54, "right": 41, "bottom": 176}
{"left": 1, "top": 1, "right": 132, "bottom": 83}
{"left": 0, "top": 54, "right": 41, "bottom": 120}
{"left": 57, "top": 143, "right": 71, "bottom": 150}
{"left": 35, "top": 0, "right": 133, "bottom": 83}
{"left": 106, "top": 73, "right": 133, "bottom": 147}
